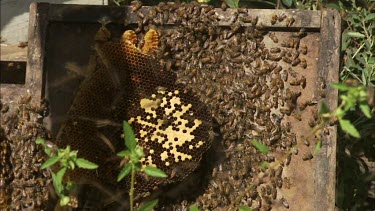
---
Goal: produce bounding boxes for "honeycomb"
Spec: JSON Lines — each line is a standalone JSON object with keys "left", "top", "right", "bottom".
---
{"left": 56, "top": 26, "right": 213, "bottom": 194}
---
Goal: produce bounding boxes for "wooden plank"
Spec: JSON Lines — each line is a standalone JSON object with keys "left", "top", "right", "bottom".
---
{"left": 315, "top": 9, "right": 341, "bottom": 211}
{"left": 0, "top": 45, "right": 28, "bottom": 62}
{"left": 25, "top": 2, "right": 49, "bottom": 106}
{"left": 47, "top": 4, "right": 320, "bottom": 28}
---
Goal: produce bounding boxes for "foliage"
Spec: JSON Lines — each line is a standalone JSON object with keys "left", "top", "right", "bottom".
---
{"left": 341, "top": 6, "right": 375, "bottom": 86}
{"left": 36, "top": 138, "right": 98, "bottom": 207}
{"left": 117, "top": 121, "right": 167, "bottom": 211}
{"left": 320, "top": 83, "right": 373, "bottom": 138}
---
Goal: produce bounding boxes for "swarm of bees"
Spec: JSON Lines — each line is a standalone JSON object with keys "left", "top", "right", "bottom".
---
{"left": 126, "top": 2, "right": 322, "bottom": 210}
{"left": 0, "top": 97, "right": 50, "bottom": 210}
{"left": 0, "top": 1, "right": 326, "bottom": 210}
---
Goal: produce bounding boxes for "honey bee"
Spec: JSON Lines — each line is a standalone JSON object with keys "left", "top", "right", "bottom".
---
{"left": 300, "top": 58, "right": 307, "bottom": 68}
{"left": 285, "top": 17, "right": 295, "bottom": 27}
{"left": 300, "top": 44, "right": 308, "bottom": 54}
{"left": 281, "top": 197, "right": 290, "bottom": 208}
{"left": 251, "top": 16, "right": 259, "bottom": 26}
{"left": 292, "top": 28, "right": 306, "bottom": 38}
{"left": 282, "top": 57, "right": 292, "bottom": 64}
{"left": 278, "top": 13, "right": 287, "bottom": 22}
{"left": 131, "top": 0, "right": 142, "bottom": 12}
{"left": 269, "top": 32, "right": 278, "bottom": 43}
{"left": 271, "top": 14, "right": 278, "bottom": 25}
{"left": 270, "top": 47, "right": 281, "bottom": 53}
{"left": 221, "top": 1, "right": 228, "bottom": 11}
{"left": 291, "top": 58, "right": 301, "bottom": 66}
{"left": 302, "top": 152, "right": 313, "bottom": 161}
{"left": 268, "top": 53, "right": 283, "bottom": 61}
{"left": 323, "top": 127, "right": 330, "bottom": 135}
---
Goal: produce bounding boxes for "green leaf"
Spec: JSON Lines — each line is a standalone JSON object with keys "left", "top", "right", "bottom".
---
{"left": 364, "top": 13, "right": 375, "bottom": 21}
{"left": 331, "top": 83, "right": 349, "bottom": 91}
{"left": 282, "top": 0, "right": 293, "bottom": 7}
{"left": 314, "top": 140, "right": 322, "bottom": 154}
{"left": 123, "top": 121, "right": 136, "bottom": 151}
{"left": 51, "top": 172, "right": 61, "bottom": 197}
{"left": 117, "top": 150, "right": 131, "bottom": 157}
{"left": 259, "top": 161, "right": 269, "bottom": 169}
{"left": 117, "top": 163, "right": 132, "bottom": 182}
{"left": 60, "top": 196, "right": 70, "bottom": 206}
{"left": 56, "top": 167, "right": 66, "bottom": 184}
{"left": 189, "top": 205, "right": 200, "bottom": 211}
{"left": 75, "top": 158, "right": 98, "bottom": 169}
{"left": 359, "top": 104, "right": 372, "bottom": 118}
{"left": 138, "top": 199, "right": 159, "bottom": 211}
{"left": 251, "top": 139, "right": 268, "bottom": 154}
{"left": 53, "top": 167, "right": 67, "bottom": 196}
{"left": 130, "top": 152, "right": 140, "bottom": 163}
{"left": 144, "top": 166, "right": 168, "bottom": 178}
{"left": 339, "top": 119, "right": 360, "bottom": 138}
{"left": 135, "top": 146, "right": 145, "bottom": 158}
{"left": 224, "top": 0, "right": 239, "bottom": 8}
{"left": 325, "top": 3, "right": 341, "bottom": 10}
{"left": 41, "top": 156, "right": 60, "bottom": 169}
{"left": 347, "top": 32, "right": 365, "bottom": 38}
{"left": 68, "top": 160, "right": 75, "bottom": 170}
{"left": 44, "top": 148, "right": 52, "bottom": 157}
{"left": 69, "top": 150, "right": 78, "bottom": 159}
{"left": 36, "top": 138, "right": 45, "bottom": 145}
{"left": 239, "top": 206, "right": 252, "bottom": 211}
{"left": 318, "top": 101, "right": 330, "bottom": 115}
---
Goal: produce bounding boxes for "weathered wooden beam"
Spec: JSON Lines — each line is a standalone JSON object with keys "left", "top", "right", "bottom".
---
{"left": 315, "top": 9, "right": 341, "bottom": 211}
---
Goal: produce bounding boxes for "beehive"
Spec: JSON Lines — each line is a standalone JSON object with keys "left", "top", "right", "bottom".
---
{"left": 1, "top": 2, "right": 341, "bottom": 210}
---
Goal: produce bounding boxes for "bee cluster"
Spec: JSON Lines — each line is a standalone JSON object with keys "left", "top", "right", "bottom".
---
{"left": 0, "top": 97, "right": 50, "bottom": 210}
{"left": 55, "top": 24, "right": 213, "bottom": 197}
{"left": 127, "top": 2, "right": 323, "bottom": 209}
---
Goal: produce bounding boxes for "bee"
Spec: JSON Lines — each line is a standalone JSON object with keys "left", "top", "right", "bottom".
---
{"left": 282, "top": 56, "right": 292, "bottom": 64}
{"left": 323, "top": 127, "right": 330, "bottom": 135}
{"left": 221, "top": 1, "right": 228, "bottom": 11}
{"left": 271, "top": 14, "right": 278, "bottom": 25}
{"left": 300, "top": 44, "right": 308, "bottom": 54}
{"left": 271, "top": 188, "right": 277, "bottom": 199}
{"left": 286, "top": 17, "right": 295, "bottom": 27}
{"left": 274, "top": 65, "right": 282, "bottom": 73}
{"left": 278, "top": 13, "right": 287, "bottom": 22}
{"left": 292, "top": 28, "right": 306, "bottom": 38}
{"left": 308, "top": 118, "right": 317, "bottom": 127}
{"left": 302, "top": 152, "right": 313, "bottom": 161}
{"left": 276, "top": 177, "right": 283, "bottom": 188}
{"left": 268, "top": 53, "right": 283, "bottom": 61}
{"left": 269, "top": 47, "right": 280, "bottom": 53}
{"left": 281, "top": 38, "right": 295, "bottom": 48}
{"left": 251, "top": 16, "right": 259, "bottom": 26}
{"left": 304, "top": 139, "right": 310, "bottom": 147}
{"left": 131, "top": 1, "right": 142, "bottom": 12}
{"left": 300, "top": 58, "right": 307, "bottom": 68}
{"left": 291, "top": 58, "right": 301, "bottom": 66}
{"left": 17, "top": 41, "right": 28, "bottom": 49}
{"left": 255, "top": 196, "right": 262, "bottom": 208}
{"left": 281, "top": 197, "right": 290, "bottom": 208}
{"left": 269, "top": 32, "right": 278, "bottom": 43}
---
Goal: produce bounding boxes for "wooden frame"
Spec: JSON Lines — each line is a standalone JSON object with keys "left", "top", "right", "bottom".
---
{"left": 23, "top": 3, "right": 340, "bottom": 210}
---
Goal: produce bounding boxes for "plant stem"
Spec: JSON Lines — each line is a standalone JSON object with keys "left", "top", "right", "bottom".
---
{"left": 129, "top": 163, "right": 135, "bottom": 211}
